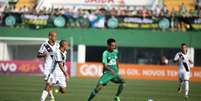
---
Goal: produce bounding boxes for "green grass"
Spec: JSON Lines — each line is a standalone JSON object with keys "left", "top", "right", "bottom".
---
{"left": 0, "top": 75, "right": 201, "bottom": 101}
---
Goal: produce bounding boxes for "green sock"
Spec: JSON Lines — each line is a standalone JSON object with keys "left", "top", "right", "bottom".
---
{"left": 116, "top": 84, "right": 124, "bottom": 97}
{"left": 88, "top": 89, "right": 98, "bottom": 101}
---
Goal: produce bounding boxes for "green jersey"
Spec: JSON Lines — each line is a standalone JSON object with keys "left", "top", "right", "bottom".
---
{"left": 98, "top": 49, "right": 122, "bottom": 85}
{"left": 102, "top": 49, "right": 119, "bottom": 73}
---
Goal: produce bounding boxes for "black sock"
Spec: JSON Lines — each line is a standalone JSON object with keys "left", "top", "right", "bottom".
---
{"left": 88, "top": 89, "right": 99, "bottom": 101}
{"left": 116, "top": 84, "right": 124, "bottom": 97}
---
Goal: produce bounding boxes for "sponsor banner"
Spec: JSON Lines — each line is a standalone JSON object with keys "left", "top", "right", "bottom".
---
{"left": 107, "top": 16, "right": 161, "bottom": 29}
{"left": 0, "top": 60, "right": 42, "bottom": 74}
{"left": 77, "top": 63, "right": 201, "bottom": 81}
{"left": 2, "top": 12, "right": 201, "bottom": 30}
{"left": 23, "top": 14, "right": 49, "bottom": 26}
{"left": 107, "top": 16, "right": 201, "bottom": 30}
{"left": 78, "top": 0, "right": 155, "bottom": 6}
{"left": 37, "top": 0, "right": 155, "bottom": 9}
{"left": 189, "top": 17, "right": 201, "bottom": 30}
{"left": 0, "top": 60, "right": 71, "bottom": 75}
{"left": 172, "top": 17, "right": 201, "bottom": 30}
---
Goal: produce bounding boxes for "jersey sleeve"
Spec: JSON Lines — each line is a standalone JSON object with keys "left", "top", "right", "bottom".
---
{"left": 187, "top": 54, "right": 192, "bottom": 60}
{"left": 174, "top": 53, "right": 179, "bottom": 61}
{"left": 38, "top": 43, "right": 45, "bottom": 53}
{"left": 102, "top": 51, "right": 108, "bottom": 65}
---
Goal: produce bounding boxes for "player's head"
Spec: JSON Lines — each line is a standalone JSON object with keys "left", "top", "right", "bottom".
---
{"left": 59, "top": 40, "right": 69, "bottom": 50}
{"left": 48, "top": 32, "right": 57, "bottom": 42}
{"left": 180, "top": 43, "right": 188, "bottom": 54}
{"left": 107, "top": 38, "right": 116, "bottom": 51}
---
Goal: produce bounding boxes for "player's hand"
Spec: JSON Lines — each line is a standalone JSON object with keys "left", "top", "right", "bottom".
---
{"left": 37, "top": 52, "right": 48, "bottom": 58}
{"left": 110, "top": 69, "right": 115, "bottom": 75}
{"left": 189, "top": 60, "right": 193, "bottom": 64}
{"left": 65, "top": 73, "right": 70, "bottom": 80}
{"left": 43, "top": 51, "right": 48, "bottom": 57}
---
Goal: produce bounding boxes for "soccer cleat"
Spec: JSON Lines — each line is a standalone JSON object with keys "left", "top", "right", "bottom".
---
{"left": 50, "top": 98, "right": 55, "bottom": 101}
{"left": 177, "top": 87, "right": 182, "bottom": 94}
{"left": 114, "top": 96, "right": 121, "bottom": 101}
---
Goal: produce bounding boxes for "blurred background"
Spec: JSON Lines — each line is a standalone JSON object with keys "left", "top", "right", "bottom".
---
{"left": 0, "top": 0, "right": 201, "bottom": 101}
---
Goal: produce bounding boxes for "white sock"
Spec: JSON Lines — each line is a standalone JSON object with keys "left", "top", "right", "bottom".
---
{"left": 40, "top": 90, "right": 48, "bottom": 101}
{"left": 184, "top": 81, "right": 189, "bottom": 96}
{"left": 49, "top": 90, "right": 54, "bottom": 99}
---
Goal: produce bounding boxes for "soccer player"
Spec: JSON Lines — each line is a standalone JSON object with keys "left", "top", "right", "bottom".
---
{"left": 38, "top": 32, "right": 59, "bottom": 101}
{"left": 174, "top": 43, "right": 193, "bottom": 99}
{"left": 40, "top": 40, "right": 70, "bottom": 101}
{"left": 88, "top": 38, "right": 125, "bottom": 101}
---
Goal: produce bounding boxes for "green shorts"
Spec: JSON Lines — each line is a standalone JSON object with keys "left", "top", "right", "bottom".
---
{"left": 98, "top": 72, "right": 125, "bottom": 86}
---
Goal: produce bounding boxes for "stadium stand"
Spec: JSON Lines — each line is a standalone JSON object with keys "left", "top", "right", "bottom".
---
{"left": 15, "top": 0, "right": 36, "bottom": 11}
{"left": 164, "top": 0, "right": 195, "bottom": 11}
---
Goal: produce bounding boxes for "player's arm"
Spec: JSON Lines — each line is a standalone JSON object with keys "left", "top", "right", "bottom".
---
{"left": 188, "top": 59, "right": 193, "bottom": 64}
{"left": 37, "top": 44, "right": 47, "bottom": 58}
{"left": 102, "top": 63, "right": 115, "bottom": 74}
{"left": 102, "top": 52, "right": 115, "bottom": 74}
{"left": 58, "top": 62, "right": 69, "bottom": 80}
{"left": 55, "top": 52, "right": 69, "bottom": 80}
{"left": 173, "top": 53, "right": 180, "bottom": 63}
{"left": 117, "top": 60, "right": 120, "bottom": 69}
{"left": 37, "top": 52, "right": 47, "bottom": 58}
{"left": 116, "top": 51, "right": 120, "bottom": 68}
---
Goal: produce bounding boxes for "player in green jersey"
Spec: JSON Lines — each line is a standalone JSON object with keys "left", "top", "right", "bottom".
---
{"left": 87, "top": 38, "right": 125, "bottom": 101}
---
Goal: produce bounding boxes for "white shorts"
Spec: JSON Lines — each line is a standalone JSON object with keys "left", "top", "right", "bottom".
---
{"left": 43, "top": 70, "right": 50, "bottom": 81}
{"left": 178, "top": 71, "right": 190, "bottom": 81}
{"left": 47, "top": 73, "right": 67, "bottom": 88}
{"left": 42, "top": 66, "right": 52, "bottom": 80}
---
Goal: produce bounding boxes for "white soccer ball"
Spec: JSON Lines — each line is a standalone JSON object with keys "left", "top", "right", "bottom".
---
{"left": 148, "top": 98, "right": 154, "bottom": 101}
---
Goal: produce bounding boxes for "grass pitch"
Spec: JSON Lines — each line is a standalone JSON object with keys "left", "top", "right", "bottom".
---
{"left": 0, "top": 75, "right": 201, "bottom": 101}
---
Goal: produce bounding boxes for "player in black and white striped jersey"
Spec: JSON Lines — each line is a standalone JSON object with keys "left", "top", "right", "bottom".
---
{"left": 174, "top": 43, "right": 193, "bottom": 99}
{"left": 38, "top": 32, "right": 59, "bottom": 101}
{"left": 40, "top": 40, "right": 70, "bottom": 101}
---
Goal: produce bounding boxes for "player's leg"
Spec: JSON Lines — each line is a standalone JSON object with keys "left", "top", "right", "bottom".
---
{"left": 59, "top": 86, "right": 66, "bottom": 94}
{"left": 49, "top": 89, "right": 55, "bottom": 101}
{"left": 184, "top": 80, "right": 189, "bottom": 98}
{"left": 177, "top": 72, "right": 184, "bottom": 93}
{"left": 58, "top": 77, "right": 67, "bottom": 94}
{"left": 111, "top": 76, "right": 126, "bottom": 101}
{"left": 40, "top": 83, "right": 53, "bottom": 101}
{"left": 177, "top": 79, "right": 184, "bottom": 93}
{"left": 88, "top": 84, "right": 104, "bottom": 101}
{"left": 44, "top": 71, "right": 55, "bottom": 100}
{"left": 184, "top": 72, "right": 190, "bottom": 98}
{"left": 88, "top": 73, "right": 112, "bottom": 101}
{"left": 40, "top": 74, "right": 55, "bottom": 101}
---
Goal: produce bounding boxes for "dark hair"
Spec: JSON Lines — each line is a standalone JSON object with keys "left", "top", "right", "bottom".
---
{"left": 59, "top": 40, "right": 67, "bottom": 46}
{"left": 181, "top": 43, "right": 187, "bottom": 47}
{"left": 48, "top": 31, "right": 56, "bottom": 36}
{"left": 107, "top": 38, "right": 116, "bottom": 45}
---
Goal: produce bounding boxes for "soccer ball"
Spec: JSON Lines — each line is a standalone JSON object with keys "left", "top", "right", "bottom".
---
{"left": 148, "top": 98, "right": 154, "bottom": 101}
{"left": 54, "top": 89, "right": 59, "bottom": 93}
